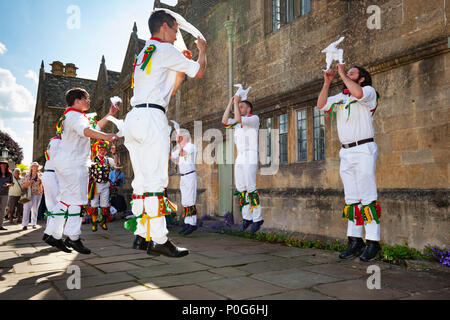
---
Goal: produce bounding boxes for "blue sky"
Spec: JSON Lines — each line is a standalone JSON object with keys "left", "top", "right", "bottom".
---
{"left": 0, "top": 0, "right": 161, "bottom": 165}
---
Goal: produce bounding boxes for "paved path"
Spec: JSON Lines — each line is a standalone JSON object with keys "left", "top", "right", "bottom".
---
{"left": 0, "top": 219, "right": 449, "bottom": 300}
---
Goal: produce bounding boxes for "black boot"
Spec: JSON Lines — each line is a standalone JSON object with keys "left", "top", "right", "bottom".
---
{"left": 147, "top": 239, "right": 189, "bottom": 258}
{"left": 238, "top": 219, "right": 253, "bottom": 232}
{"left": 359, "top": 240, "right": 382, "bottom": 262}
{"left": 339, "top": 237, "right": 366, "bottom": 259}
{"left": 132, "top": 235, "right": 149, "bottom": 250}
{"left": 182, "top": 225, "right": 198, "bottom": 236}
{"left": 64, "top": 238, "right": 91, "bottom": 255}
{"left": 178, "top": 224, "right": 190, "bottom": 235}
{"left": 42, "top": 233, "right": 49, "bottom": 241}
{"left": 249, "top": 220, "right": 264, "bottom": 234}
{"left": 45, "top": 235, "right": 72, "bottom": 253}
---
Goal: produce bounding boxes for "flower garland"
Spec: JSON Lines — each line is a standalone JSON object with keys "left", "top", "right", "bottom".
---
{"left": 181, "top": 205, "right": 197, "bottom": 218}
{"left": 234, "top": 191, "right": 249, "bottom": 212}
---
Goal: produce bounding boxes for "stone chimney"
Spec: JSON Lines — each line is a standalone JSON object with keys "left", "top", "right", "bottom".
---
{"left": 64, "top": 63, "right": 78, "bottom": 77}
{"left": 50, "top": 61, "right": 64, "bottom": 75}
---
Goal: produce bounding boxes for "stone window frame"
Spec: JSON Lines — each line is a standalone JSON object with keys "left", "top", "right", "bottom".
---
{"left": 264, "top": 117, "right": 274, "bottom": 166}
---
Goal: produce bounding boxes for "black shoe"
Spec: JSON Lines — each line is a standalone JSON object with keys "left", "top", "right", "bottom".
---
{"left": 22, "top": 226, "right": 27, "bottom": 231}
{"left": 132, "top": 235, "right": 149, "bottom": 250}
{"left": 147, "top": 239, "right": 189, "bottom": 258}
{"left": 42, "top": 233, "right": 49, "bottom": 241}
{"left": 32, "top": 225, "right": 37, "bottom": 229}
{"left": 182, "top": 225, "right": 198, "bottom": 236}
{"left": 249, "top": 220, "right": 264, "bottom": 234}
{"left": 45, "top": 236, "right": 72, "bottom": 253}
{"left": 238, "top": 219, "right": 253, "bottom": 232}
{"left": 339, "top": 237, "right": 366, "bottom": 259}
{"left": 360, "top": 241, "right": 382, "bottom": 262}
{"left": 0, "top": 227, "right": 7, "bottom": 231}
{"left": 178, "top": 224, "right": 190, "bottom": 234}
{"left": 64, "top": 238, "right": 91, "bottom": 255}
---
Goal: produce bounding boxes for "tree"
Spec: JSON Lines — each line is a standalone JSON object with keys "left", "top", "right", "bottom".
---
{"left": 0, "top": 130, "right": 24, "bottom": 164}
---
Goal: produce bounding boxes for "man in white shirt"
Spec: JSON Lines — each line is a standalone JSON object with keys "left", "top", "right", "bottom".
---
{"left": 222, "top": 95, "right": 263, "bottom": 234}
{"left": 171, "top": 129, "right": 198, "bottom": 236}
{"left": 45, "top": 88, "right": 119, "bottom": 254}
{"left": 41, "top": 133, "right": 64, "bottom": 248}
{"left": 88, "top": 141, "right": 118, "bottom": 232}
{"left": 317, "top": 64, "right": 381, "bottom": 262}
{"left": 124, "top": 10, "right": 206, "bottom": 257}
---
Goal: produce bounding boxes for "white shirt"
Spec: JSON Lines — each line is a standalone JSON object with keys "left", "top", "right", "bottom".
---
{"left": 44, "top": 137, "right": 61, "bottom": 170}
{"left": 53, "top": 110, "right": 92, "bottom": 168}
{"left": 131, "top": 39, "right": 200, "bottom": 110}
{"left": 171, "top": 142, "right": 196, "bottom": 175}
{"left": 226, "top": 114, "right": 260, "bottom": 153}
{"left": 322, "top": 86, "right": 377, "bottom": 144}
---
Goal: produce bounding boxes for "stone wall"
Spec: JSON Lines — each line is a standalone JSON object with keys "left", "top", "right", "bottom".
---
{"left": 165, "top": 0, "right": 449, "bottom": 249}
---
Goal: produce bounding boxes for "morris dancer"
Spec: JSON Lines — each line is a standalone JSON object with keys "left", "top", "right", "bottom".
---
{"left": 124, "top": 10, "right": 206, "bottom": 257}
{"left": 317, "top": 64, "right": 381, "bottom": 262}
{"left": 45, "top": 88, "right": 119, "bottom": 254}
{"left": 222, "top": 95, "right": 263, "bottom": 234}
{"left": 171, "top": 129, "right": 198, "bottom": 236}
{"left": 88, "top": 140, "right": 118, "bottom": 231}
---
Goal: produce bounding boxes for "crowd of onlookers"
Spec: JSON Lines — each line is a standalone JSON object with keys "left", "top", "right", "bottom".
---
{"left": 0, "top": 159, "right": 127, "bottom": 231}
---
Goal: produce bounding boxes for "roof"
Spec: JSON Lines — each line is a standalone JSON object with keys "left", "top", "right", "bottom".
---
{"left": 42, "top": 73, "right": 97, "bottom": 108}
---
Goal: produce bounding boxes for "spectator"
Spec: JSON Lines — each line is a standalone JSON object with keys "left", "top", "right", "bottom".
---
{"left": 7, "top": 168, "right": 23, "bottom": 224}
{"left": 0, "top": 159, "right": 13, "bottom": 230}
{"left": 21, "top": 162, "right": 43, "bottom": 230}
{"left": 109, "top": 166, "right": 125, "bottom": 187}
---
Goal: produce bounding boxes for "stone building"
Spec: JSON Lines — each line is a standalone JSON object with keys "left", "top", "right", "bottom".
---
{"left": 33, "top": 0, "right": 449, "bottom": 249}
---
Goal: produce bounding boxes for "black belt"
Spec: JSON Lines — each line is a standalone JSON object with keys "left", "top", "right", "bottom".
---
{"left": 134, "top": 103, "right": 166, "bottom": 114}
{"left": 44, "top": 170, "right": 55, "bottom": 173}
{"left": 180, "top": 170, "right": 196, "bottom": 177}
{"left": 342, "top": 138, "right": 374, "bottom": 149}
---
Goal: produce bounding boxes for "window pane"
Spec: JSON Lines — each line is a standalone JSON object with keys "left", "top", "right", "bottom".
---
{"left": 284, "top": 0, "right": 295, "bottom": 23}
{"left": 296, "top": 109, "right": 307, "bottom": 162}
{"left": 272, "top": 0, "right": 281, "bottom": 31}
{"left": 301, "top": 0, "right": 311, "bottom": 15}
{"left": 313, "top": 108, "right": 325, "bottom": 161}
{"left": 266, "top": 118, "right": 273, "bottom": 165}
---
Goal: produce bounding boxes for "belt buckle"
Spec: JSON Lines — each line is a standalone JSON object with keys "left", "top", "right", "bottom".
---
{"left": 343, "top": 143, "right": 349, "bottom": 149}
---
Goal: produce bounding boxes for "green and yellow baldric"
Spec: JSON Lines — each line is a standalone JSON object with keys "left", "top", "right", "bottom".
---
{"left": 342, "top": 201, "right": 381, "bottom": 226}
{"left": 181, "top": 205, "right": 197, "bottom": 218}
{"left": 234, "top": 191, "right": 249, "bottom": 212}
{"left": 248, "top": 191, "right": 260, "bottom": 212}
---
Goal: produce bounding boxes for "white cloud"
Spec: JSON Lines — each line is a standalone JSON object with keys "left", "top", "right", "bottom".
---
{"left": 25, "top": 70, "right": 39, "bottom": 84}
{"left": 0, "top": 42, "right": 6, "bottom": 55}
{"left": 0, "top": 67, "right": 35, "bottom": 117}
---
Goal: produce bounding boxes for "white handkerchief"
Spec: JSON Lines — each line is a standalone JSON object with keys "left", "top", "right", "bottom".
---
{"left": 110, "top": 96, "right": 122, "bottom": 106}
{"left": 234, "top": 84, "right": 252, "bottom": 101}
{"left": 155, "top": 7, "right": 206, "bottom": 41}
{"left": 107, "top": 116, "right": 124, "bottom": 137}
{"left": 170, "top": 120, "right": 181, "bottom": 134}
{"left": 161, "top": 0, "right": 178, "bottom": 6}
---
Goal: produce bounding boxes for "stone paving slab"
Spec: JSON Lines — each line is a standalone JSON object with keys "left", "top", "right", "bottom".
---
{"left": 195, "top": 253, "right": 278, "bottom": 268}
{"left": 198, "top": 276, "right": 287, "bottom": 300}
{"left": 237, "top": 257, "right": 312, "bottom": 274}
{"left": 138, "top": 271, "right": 224, "bottom": 289}
{"left": 95, "top": 261, "right": 142, "bottom": 273}
{"left": 299, "top": 263, "right": 369, "bottom": 280}
{"left": 129, "top": 284, "right": 227, "bottom": 300}
{"left": 63, "top": 281, "right": 149, "bottom": 300}
{"left": 400, "top": 287, "right": 450, "bottom": 300}
{"left": 127, "top": 261, "right": 210, "bottom": 279}
{"left": 83, "top": 252, "right": 150, "bottom": 265}
{"left": 0, "top": 283, "right": 64, "bottom": 300}
{"left": 251, "top": 268, "right": 341, "bottom": 289}
{"left": 208, "top": 267, "right": 251, "bottom": 278}
{"left": 249, "top": 288, "right": 337, "bottom": 300}
{"left": 14, "top": 261, "right": 88, "bottom": 274}
{"left": 128, "top": 258, "right": 167, "bottom": 268}
{"left": 314, "top": 278, "right": 412, "bottom": 300}
{"left": 53, "top": 272, "right": 136, "bottom": 291}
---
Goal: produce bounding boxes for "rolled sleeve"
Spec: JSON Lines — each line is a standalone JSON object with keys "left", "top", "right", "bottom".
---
{"left": 357, "top": 86, "right": 377, "bottom": 109}
{"left": 323, "top": 93, "right": 343, "bottom": 112}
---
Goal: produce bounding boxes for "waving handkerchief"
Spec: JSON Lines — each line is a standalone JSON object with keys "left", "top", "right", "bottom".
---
{"left": 110, "top": 96, "right": 122, "bottom": 107}
{"left": 107, "top": 116, "right": 125, "bottom": 138}
{"left": 161, "top": 0, "right": 178, "bottom": 6}
{"left": 234, "top": 84, "right": 252, "bottom": 101}
{"left": 155, "top": 7, "right": 206, "bottom": 42}
{"left": 170, "top": 120, "right": 181, "bottom": 135}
